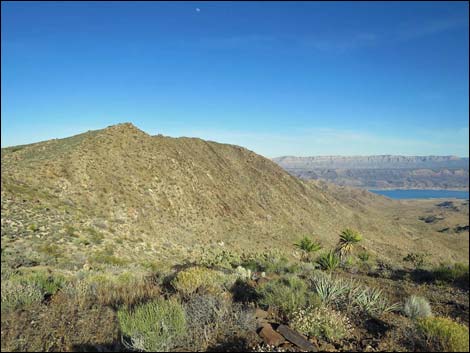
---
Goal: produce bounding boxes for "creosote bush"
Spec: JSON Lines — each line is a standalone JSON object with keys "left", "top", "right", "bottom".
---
{"left": 416, "top": 316, "right": 469, "bottom": 352}
{"left": 118, "top": 297, "right": 186, "bottom": 352}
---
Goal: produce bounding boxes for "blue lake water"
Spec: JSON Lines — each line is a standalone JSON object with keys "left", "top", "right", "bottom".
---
{"left": 368, "top": 189, "right": 469, "bottom": 200}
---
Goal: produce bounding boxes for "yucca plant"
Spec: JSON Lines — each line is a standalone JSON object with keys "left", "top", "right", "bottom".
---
{"left": 336, "top": 228, "right": 363, "bottom": 259}
{"left": 316, "top": 251, "right": 340, "bottom": 271}
{"left": 295, "top": 237, "right": 322, "bottom": 261}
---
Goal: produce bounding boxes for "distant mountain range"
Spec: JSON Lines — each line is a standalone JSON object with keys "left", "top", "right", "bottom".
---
{"left": 272, "top": 155, "right": 469, "bottom": 190}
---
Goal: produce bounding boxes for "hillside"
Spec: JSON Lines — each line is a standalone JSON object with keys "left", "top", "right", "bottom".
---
{"left": 273, "top": 155, "right": 469, "bottom": 190}
{"left": 1, "top": 123, "right": 468, "bottom": 270}
{"left": 2, "top": 123, "right": 469, "bottom": 353}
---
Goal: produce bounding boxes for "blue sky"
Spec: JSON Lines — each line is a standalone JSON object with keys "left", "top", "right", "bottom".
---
{"left": 1, "top": 1, "right": 469, "bottom": 157}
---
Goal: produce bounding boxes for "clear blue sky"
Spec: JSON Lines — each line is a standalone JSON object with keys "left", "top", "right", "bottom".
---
{"left": 2, "top": 1, "right": 469, "bottom": 157}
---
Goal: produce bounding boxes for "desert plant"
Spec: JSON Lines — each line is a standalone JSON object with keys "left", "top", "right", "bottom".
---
{"left": 316, "top": 251, "right": 340, "bottom": 271}
{"left": 336, "top": 228, "right": 362, "bottom": 259}
{"left": 171, "top": 267, "right": 230, "bottom": 297}
{"left": 295, "top": 237, "right": 322, "bottom": 261}
{"left": 183, "top": 293, "right": 230, "bottom": 350}
{"left": 118, "top": 297, "right": 186, "bottom": 352}
{"left": 431, "top": 263, "right": 469, "bottom": 285}
{"left": 256, "top": 275, "right": 310, "bottom": 318}
{"left": 198, "top": 248, "right": 242, "bottom": 270}
{"left": 353, "top": 286, "right": 399, "bottom": 316}
{"left": 358, "top": 251, "right": 370, "bottom": 262}
{"left": 403, "top": 295, "right": 432, "bottom": 320}
{"left": 1, "top": 280, "right": 44, "bottom": 312}
{"left": 416, "top": 316, "right": 469, "bottom": 352}
{"left": 290, "top": 306, "right": 352, "bottom": 342}
{"left": 403, "top": 252, "right": 430, "bottom": 269}
{"left": 311, "top": 272, "right": 349, "bottom": 306}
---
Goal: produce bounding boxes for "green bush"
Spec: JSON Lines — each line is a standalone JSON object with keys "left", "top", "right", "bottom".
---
{"left": 256, "top": 275, "right": 311, "bottom": 318}
{"left": 403, "top": 295, "right": 432, "bottom": 320}
{"left": 118, "top": 297, "right": 186, "bottom": 352}
{"left": 416, "top": 317, "right": 469, "bottom": 352}
{"left": 171, "top": 267, "right": 231, "bottom": 297}
{"left": 197, "top": 248, "right": 242, "bottom": 270}
{"left": 316, "top": 251, "right": 340, "bottom": 271}
{"left": 290, "top": 306, "right": 352, "bottom": 342}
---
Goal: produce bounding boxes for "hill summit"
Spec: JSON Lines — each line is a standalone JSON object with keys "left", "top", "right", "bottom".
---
{"left": 1, "top": 123, "right": 467, "bottom": 265}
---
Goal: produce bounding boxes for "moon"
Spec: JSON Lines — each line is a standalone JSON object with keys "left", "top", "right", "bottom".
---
{"left": 196, "top": 8, "right": 201, "bottom": 12}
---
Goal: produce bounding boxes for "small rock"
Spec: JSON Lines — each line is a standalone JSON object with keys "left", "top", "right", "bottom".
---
{"left": 259, "top": 324, "right": 286, "bottom": 347}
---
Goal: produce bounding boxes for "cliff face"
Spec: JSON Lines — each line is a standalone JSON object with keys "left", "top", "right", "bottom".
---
{"left": 273, "top": 155, "right": 469, "bottom": 190}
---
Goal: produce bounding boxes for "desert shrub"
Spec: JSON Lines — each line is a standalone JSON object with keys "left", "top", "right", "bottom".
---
{"left": 431, "top": 263, "right": 469, "bottom": 286}
{"left": 171, "top": 267, "right": 231, "bottom": 297}
{"left": 198, "top": 248, "right": 242, "bottom": 270}
{"left": 290, "top": 306, "right": 352, "bottom": 342}
{"left": 183, "top": 293, "right": 230, "bottom": 350}
{"left": 1, "top": 280, "right": 43, "bottom": 311}
{"left": 403, "top": 296, "right": 432, "bottom": 320}
{"left": 118, "top": 297, "right": 186, "bottom": 352}
{"left": 416, "top": 317, "right": 469, "bottom": 352}
{"left": 183, "top": 293, "right": 256, "bottom": 350}
{"left": 256, "top": 275, "right": 310, "bottom": 318}
{"left": 316, "top": 251, "right": 340, "bottom": 271}
{"left": 403, "top": 252, "right": 430, "bottom": 269}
